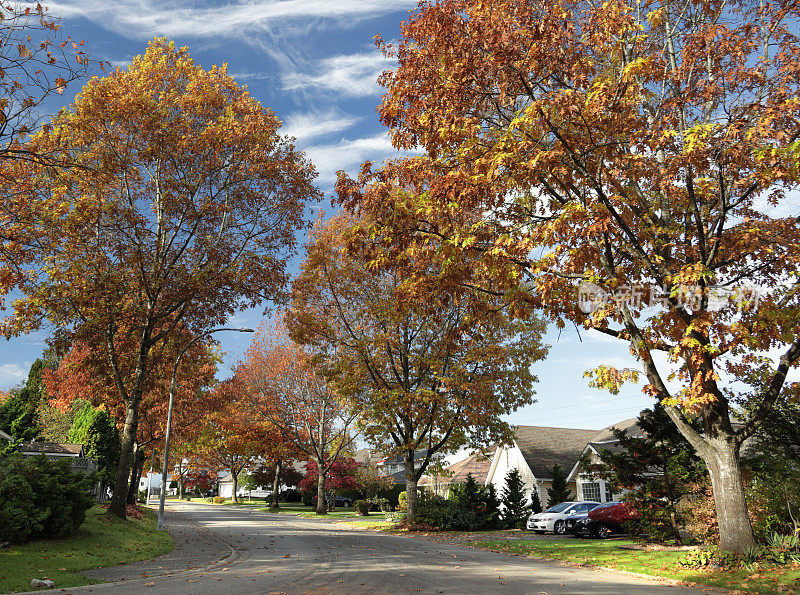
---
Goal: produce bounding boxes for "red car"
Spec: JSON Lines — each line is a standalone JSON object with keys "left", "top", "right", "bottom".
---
{"left": 570, "top": 501, "right": 641, "bottom": 538}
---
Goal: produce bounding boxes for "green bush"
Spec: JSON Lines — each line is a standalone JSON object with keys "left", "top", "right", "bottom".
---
{"left": 415, "top": 494, "right": 478, "bottom": 530}
{"left": 0, "top": 453, "right": 96, "bottom": 544}
{"left": 451, "top": 473, "right": 501, "bottom": 530}
{"left": 354, "top": 499, "right": 370, "bottom": 515}
{"left": 376, "top": 484, "right": 405, "bottom": 508}
{"left": 398, "top": 491, "right": 407, "bottom": 511}
{"left": 212, "top": 496, "right": 225, "bottom": 504}
{"left": 280, "top": 488, "right": 301, "bottom": 502}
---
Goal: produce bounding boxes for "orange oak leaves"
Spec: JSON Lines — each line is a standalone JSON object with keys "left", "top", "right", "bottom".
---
{"left": 339, "top": 0, "right": 800, "bottom": 550}
{"left": 7, "top": 38, "right": 318, "bottom": 517}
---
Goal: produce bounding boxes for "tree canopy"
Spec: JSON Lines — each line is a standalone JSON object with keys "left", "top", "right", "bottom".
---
{"left": 336, "top": 0, "right": 800, "bottom": 551}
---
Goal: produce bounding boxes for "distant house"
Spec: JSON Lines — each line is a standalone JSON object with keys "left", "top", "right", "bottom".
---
{"left": 485, "top": 426, "right": 600, "bottom": 504}
{"left": 17, "top": 440, "right": 105, "bottom": 501}
{"left": 419, "top": 447, "right": 496, "bottom": 496}
{"left": 566, "top": 418, "right": 641, "bottom": 503}
{"left": 377, "top": 449, "right": 435, "bottom": 484}
{"left": 19, "top": 441, "right": 86, "bottom": 459}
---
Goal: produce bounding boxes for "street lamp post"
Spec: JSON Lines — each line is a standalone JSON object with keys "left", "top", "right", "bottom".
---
{"left": 157, "top": 327, "right": 255, "bottom": 531}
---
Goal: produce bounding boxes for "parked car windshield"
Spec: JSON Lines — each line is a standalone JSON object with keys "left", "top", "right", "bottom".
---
{"left": 545, "top": 502, "right": 572, "bottom": 513}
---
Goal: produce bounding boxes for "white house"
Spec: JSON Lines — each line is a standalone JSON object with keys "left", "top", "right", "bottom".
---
{"left": 486, "top": 425, "right": 599, "bottom": 504}
{"left": 566, "top": 418, "right": 641, "bottom": 503}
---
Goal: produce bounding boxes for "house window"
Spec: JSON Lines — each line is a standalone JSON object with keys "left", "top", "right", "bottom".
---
{"left": 604, "top": 484, "right": 614, "bottom": 502}
{"left": 581, "top": 481, "right": 601, "bottom": 501}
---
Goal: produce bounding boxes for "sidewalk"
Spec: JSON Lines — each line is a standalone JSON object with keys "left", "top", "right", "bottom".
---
{"left": 80, "top": 506, "right": 235, "bottom": 582}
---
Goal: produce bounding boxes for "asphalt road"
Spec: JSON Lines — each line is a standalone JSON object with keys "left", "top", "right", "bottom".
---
{"left": 54, "top": 502, "right": 709, "bottom": 594}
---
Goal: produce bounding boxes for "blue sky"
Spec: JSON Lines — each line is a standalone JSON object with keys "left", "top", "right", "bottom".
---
{"left": 0, "top": 0, "right": 658, "bottom": 431}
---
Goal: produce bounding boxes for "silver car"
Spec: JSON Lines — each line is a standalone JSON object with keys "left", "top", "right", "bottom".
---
{"left": 526, "top": 501, "right": 600, "bottom": 535}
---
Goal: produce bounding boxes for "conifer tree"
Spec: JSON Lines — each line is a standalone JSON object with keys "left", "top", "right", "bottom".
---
{"left": 530, "top": 487, "right": 542, "bottom": 514}
{"left": 501, "top": 468, "right": 531, "bottom": 528}
{"left": 546, "top": 464, "right": 573, "bottom": 508}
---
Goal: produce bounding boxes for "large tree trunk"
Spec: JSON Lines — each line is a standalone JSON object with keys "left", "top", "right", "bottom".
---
{"left": 405, "top": 451, "right": 418, "bottom": 521}
{"left": 271, "top": 460, "right": 281, "bottom": 509}
{"left": 705, "top": 436, "right": 755, "bottom": 552}
{"left": 316, "top": 466, "right": 327, "bottom": 515}
{"left": 664, "top": 403, "right": 756, "bottom": 552}
{"left": 109, "top": 398, "right": 142, "bottom": 517}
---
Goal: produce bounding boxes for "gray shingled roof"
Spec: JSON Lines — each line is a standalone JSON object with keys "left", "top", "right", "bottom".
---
{"left": 589, "top": 418, "right": 643, "bottom": 443}
{"left": 514, "top": 426, "right": 600, "bottom": 480}
{"left": 19, "top": 442, "right": 84, "bottom": 456}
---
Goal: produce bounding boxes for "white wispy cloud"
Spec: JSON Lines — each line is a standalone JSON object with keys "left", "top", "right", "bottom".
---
{"left": 49, "top": 0, "right": 418, "bottom": 40}
{"left": 0, "top": 362, "right": 30, "bottom": 390}
{"left": 281, "top": 52, "right": 393, "bottom": 97}
{"left": 304, "top": 132, "right": 414, "bottom": 186}
{"left": 281, "top": 109, "right": 361, "bottom": 143}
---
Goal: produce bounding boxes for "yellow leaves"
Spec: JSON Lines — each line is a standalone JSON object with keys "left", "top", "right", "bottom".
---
{"left": 646, "top": 8, "right": 665, "bottom": 28}
{"left": 584, "top": 365, "right": 640, "bottom": 395}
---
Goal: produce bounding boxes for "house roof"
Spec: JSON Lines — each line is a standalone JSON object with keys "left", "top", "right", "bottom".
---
{"left": 588, "top": 418, "right": 643, "bottom": 443}
{"left": 19, "top": 442, "right": 84, "bottom": 456}
{"left": 513, "top": 425, "right": 599, "bottom": 480}
{"left": 379, "top": 449, "right": 429, "bottom": 466}
{"left": 419, "top": 448, "right": 496, "bottom": 487}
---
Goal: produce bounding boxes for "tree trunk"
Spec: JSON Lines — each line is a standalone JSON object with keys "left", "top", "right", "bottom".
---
{"left": 316, "top": 467, "right": 327, "bottom": 515}
{"left": 271, "top": 461, "right": 281, "bottom": 509}
{"left": 109, "top": 400, "right": 141, "bottom": 517}
{"left": 705, "top": 436, "right": 755, "bottom": 552}
{"left": 405, "top": 451, "right": 418, "bottom": 521}
{"left": 232, "top": 468, "right": 238, "bottom": 503}
{"left": 179, "top": 479, "right": 184, "bottom": 500}
{"left": 126, "top": 443, "right": 145, "bottom": 505}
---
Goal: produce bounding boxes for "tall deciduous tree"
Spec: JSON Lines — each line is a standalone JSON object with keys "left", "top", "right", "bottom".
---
{"left": 0, "top": 2, "right": 96, "bottom": 309}
{"left": 7, "top": 39, "right": 318, "bottom": 517}
{"left": 338, "top": 0, "right": 800, "bottom": 551}
{"left": 239, "top": 322, "right": 357, "bottom": 515}
{"left": 287, "top": 214, "right": 548, "bottom": 520}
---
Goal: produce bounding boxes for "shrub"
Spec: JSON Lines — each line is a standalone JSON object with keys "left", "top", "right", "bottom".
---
{"left": 280, "top": 488, "right": 301, "bottom": 502}
{"left": 415, "top": 494, "right": 478, "bottom": 531}
{"left": 301, "top": 488, "right": 314, "bottom": 506}
{"left": 369, "top": 496, "right": 391, "bottom": 512}
{"left": 398, "top": 491, "right": 407, "bottom": 511}
{"left": 0, "top": 453, "right": 96, "bottom": 544}
{"left": 354, "top": 499, "right": 370, "bottom": 515}
{"left": 213, "top": 496, "right": 225, "bottom": 504}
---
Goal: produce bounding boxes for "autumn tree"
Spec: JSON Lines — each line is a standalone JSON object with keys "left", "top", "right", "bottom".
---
{"left": 239, "top": 322, "right": 357, "bottom": 515}
{"left": 0, "top": 2, "right": 97, "bottom": 309}
{"left": 6, "top": 39, "right": 318, "bottom": 517}
{"left": 44, "top": 326, "right": 219, "bottom": 503}
{"left": 337, "top": 0, "right": 800, "bottom": 551}
{"left": 191, "top": 378, "right": 271, "bottom": 503}
{"left": 299, "top": 458, "right": 360, "bottom": 509}
{"left": 287, "top": 214, "right": 548, "bottom": 520}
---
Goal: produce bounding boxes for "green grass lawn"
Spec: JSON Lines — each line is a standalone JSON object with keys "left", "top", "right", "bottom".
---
{"left": 215, "top": 500, "right": 397, "bottom": 526}
{"left": 0, "top": 505, "right": 174, "bottom": 593}
{"left": 473, "top": 537, "right": 800, "bottom": 594}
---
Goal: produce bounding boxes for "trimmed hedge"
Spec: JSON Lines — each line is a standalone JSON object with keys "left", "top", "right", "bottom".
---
{"left": 0, "top": 453, "right": 96, "bottom": 544}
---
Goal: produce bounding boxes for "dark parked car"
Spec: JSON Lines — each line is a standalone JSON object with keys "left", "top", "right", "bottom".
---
{"left": 569, "top": 501, "right": 640, "bottom": 538}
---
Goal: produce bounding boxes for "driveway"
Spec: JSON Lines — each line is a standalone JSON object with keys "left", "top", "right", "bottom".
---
{"left": 47, "top": 502, "right": 711, "bottom": 594}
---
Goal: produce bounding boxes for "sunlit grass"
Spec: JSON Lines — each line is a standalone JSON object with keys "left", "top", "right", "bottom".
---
{"left": 0, "top": 506, "right": 174, "bottom": 593}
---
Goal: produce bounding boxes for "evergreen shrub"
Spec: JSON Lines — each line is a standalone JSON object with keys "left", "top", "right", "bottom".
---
{"left": 0, "top": 453, "right": 95, "bottom": 544}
